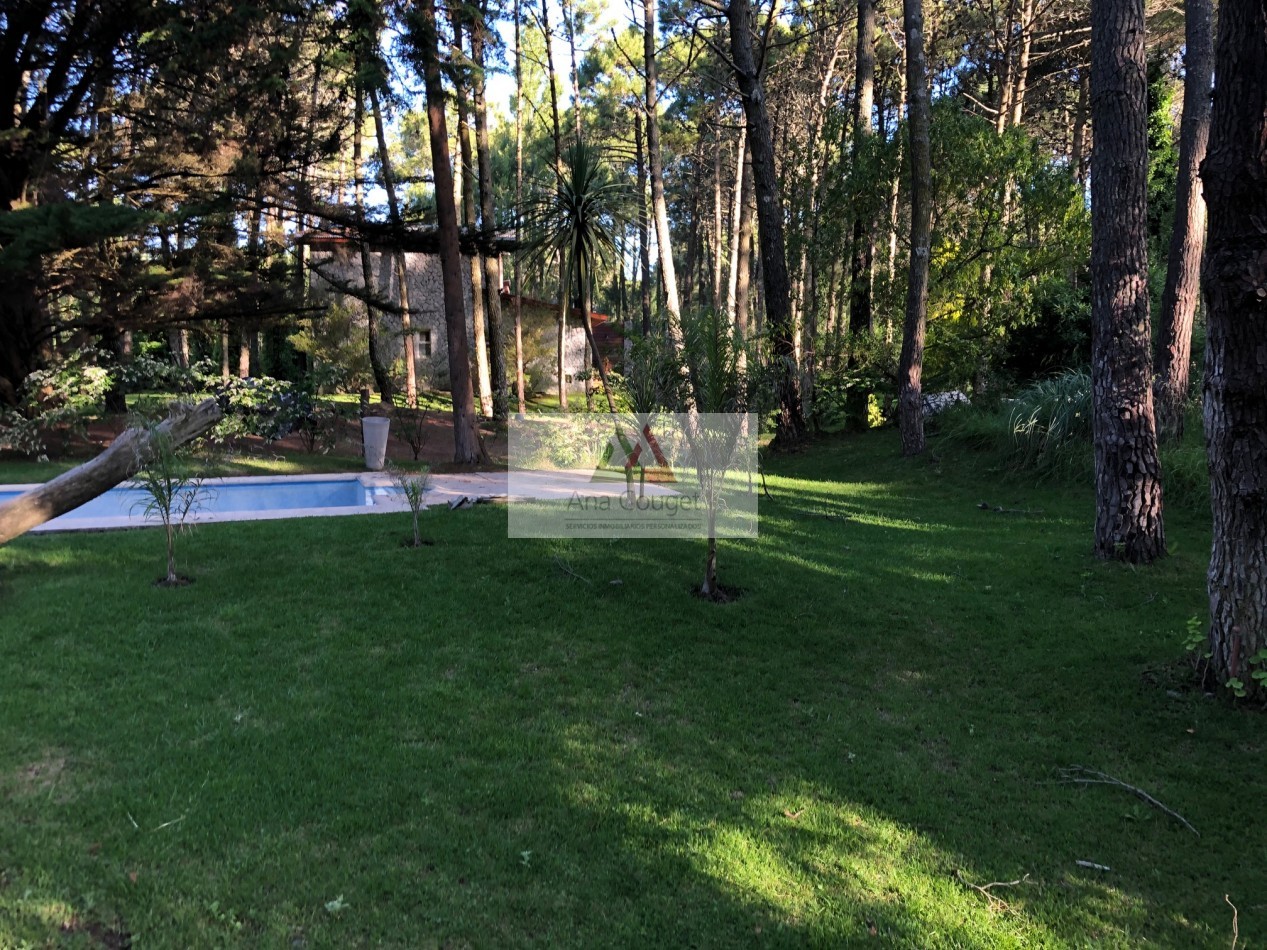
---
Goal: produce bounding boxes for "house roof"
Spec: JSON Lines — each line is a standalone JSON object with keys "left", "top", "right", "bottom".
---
{"left": 498, "top": 287, "right": 608, "bottom": 323}
{"left": 499, "top": 287, "right": 624, "bottom": 361}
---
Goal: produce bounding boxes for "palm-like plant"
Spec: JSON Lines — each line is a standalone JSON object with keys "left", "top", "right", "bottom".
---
{"left": 523, "top": 140, "right": 628, "bottom": 414}
{"left": 131, "top": 424, "right": 209, "bottom": 586}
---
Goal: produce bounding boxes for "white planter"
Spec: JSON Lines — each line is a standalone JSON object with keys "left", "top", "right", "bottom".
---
{"left": 361, "top": 417, "right": 391, "bottom": 471}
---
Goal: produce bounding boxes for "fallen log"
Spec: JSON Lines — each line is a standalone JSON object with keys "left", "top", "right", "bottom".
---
{"left": 0, "top": 398, "right": 222, "bottom": 545}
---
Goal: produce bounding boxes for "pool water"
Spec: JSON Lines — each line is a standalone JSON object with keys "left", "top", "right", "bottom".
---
{"left": 0, "top": 474, "right": 400, "bottom": 531}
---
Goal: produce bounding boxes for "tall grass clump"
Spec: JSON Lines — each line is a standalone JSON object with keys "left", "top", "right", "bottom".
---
{"left": 942, "top": 373, "right": 1213, "bottom": 512}
{"left": 940, "top": 369, "right": 1093, "bottom": 477}
{"left": 1158, "top": 398, "right": 1209, "bottom": 508}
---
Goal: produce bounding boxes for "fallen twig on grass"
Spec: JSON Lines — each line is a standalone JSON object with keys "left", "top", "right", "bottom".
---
{"left": 1059, "top": 765, "right": 1200, "bottom": 836}
{"left": 954, "top": 869, "right": 1030, "bottom": 913}
{"left": 1075, "top": 860, "right": 1111, "bottom": 872}
{"left": 552, "top": 555, "right": 592, "bottom": 585}
{"left": 1227, "top": 894, "right": 1239, "bottom": 950}
{"left": 976, "top": 502, "right": 1045, "bottom": 515}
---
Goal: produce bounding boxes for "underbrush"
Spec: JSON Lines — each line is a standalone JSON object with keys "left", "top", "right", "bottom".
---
{"left": 937, "top": 368, "right": 1208, "bottom": 508}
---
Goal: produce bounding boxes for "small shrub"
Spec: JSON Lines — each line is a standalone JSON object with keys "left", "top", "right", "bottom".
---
{"left": 131, "top": 425, "right": 210, "bottom": 585}
{"left": 389, "top": 465, "right": 432, "bottom": 547}
{"left": 392, "top": 400, "right": 431, "bottom": 461}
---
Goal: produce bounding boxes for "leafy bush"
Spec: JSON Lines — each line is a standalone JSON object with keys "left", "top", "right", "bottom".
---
{"left": 118, "top": 354, "right": 218, "bottom": 393}
{"left": 813, "top": 330, "right": 900, "bottom": 433}
{"left": 0, "top": 347, "right": 115, "bottom": 455}
{"left": 289, "top": 301, "right": 373, "bottom": 392}
{"left": 211, "top": 375, "right": 343, "bottom": 447}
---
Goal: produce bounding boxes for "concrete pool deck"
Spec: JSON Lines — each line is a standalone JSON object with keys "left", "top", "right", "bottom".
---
{"left": 9, "top": 469, "right": 681, "bottom": 533}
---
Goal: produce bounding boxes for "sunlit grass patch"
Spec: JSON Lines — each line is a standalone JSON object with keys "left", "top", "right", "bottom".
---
{"left": 0, "top": 427, "right": 1256, "bottom": 947}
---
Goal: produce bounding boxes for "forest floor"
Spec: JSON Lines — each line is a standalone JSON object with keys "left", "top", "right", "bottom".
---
{"left": 0, "top": 427, "right": 1260, "bottom": 947}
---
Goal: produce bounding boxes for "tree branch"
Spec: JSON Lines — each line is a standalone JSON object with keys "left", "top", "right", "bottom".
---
{"left": 1059, "top": 765, "right": 1200, "bottom": 836}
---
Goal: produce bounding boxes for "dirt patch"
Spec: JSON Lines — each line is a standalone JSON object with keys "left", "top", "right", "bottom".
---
{"left": 61, "top": 915, "right": 132, "bottom": 949}
{"left": 692, "top": 583, "right": 746, "bottom": 603}
{"left": 7, "top": 752, "right": 68, "bottom": 798}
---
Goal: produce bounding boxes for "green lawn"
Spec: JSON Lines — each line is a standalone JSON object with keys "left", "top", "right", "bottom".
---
{"left": 0, "top": 430, "right": 1259, "bottom": 947}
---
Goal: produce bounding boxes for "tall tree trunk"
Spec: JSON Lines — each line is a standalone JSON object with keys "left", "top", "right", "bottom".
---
{"left": 713, "top": 128, "right": 725, "bottom": 314}
{"left": 563, "top": 0, "right": 583, "bottom": 144}
{"left": 238, "top": 329, "right": 252, "bottom": 379}
{"left": 1071, "top": 69, "right": 1090, "bottom": 184}
{"left": 1153, "top": 0, "right": 1214, "bottom": 441}
{"left": 801, "top": 21, "right": 849, "bottom": 429}
{"left": 886, "top": 59, "right": 907, "bottom": 297}
{"left": 682, "top": 156, "right": 701, "bottom": 312}
{"left": 578, "top": 264, "right": 618, "bottom": 414}
{"left": 370, "top": 86, "right": 418, "bottom": 408}
{"left": 514, "top": 0, "right": 527, "bottom": 415}
{"left": 995, "top": 0, "right": 1018, "bottom": 133}
{"left": 353, "top": 79, "right": 393, "bottom": 403}
{"left": 542, "top": 0, "right": 569, "bottom": 409}
{"left": 734, "top": 152, "right": 756, "bottom": 362}
{"left": 635, "top": 111, "right": 653, "bottom": 337}
{"left": 848, "top": 0, "right": 877, "bottom": 428}
{"left": 727, "top": 0, "right": 806, "bottom": 446}
{"left": 1010, "top": 0, "right": 1035, "bottom": 127}
{"left": 450, "top": 10, "right": 493, "bottom": 418}
{"left": 1089, "top": 0, "right": 1166, "bottom": 561}
{"left": 416, "top": 0, "right": 486, "bottom": 464}
{"left": 472, "top": 2, "right": 508, "bottom": 422}
{"left": 644, "top": 0, "right": 686, "bottom": 352}
{"left": 897, "top": 0, "right": 933, "bottom": 456}
{"left": 725, "top": 128, "right": 747, "bottom": 325}
{"left": 1201, "top": 0, "right": 1267, "bottom": 698}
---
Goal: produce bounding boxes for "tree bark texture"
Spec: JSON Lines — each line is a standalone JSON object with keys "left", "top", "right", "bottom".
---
{"left": 0, "top": 398, "right": 222, "bottom": 546}
{"left": 417, "top": 0, "right": 486, "bottom": 464}
{"left": 514, "top": 0, "right": 528, "bottom": 415}
{"left": 1089, "top": 0, "right": 1166, "bottom": 562}
{"left": 353, "top": 81, "right": 394, "bottom": 403}
{"left": 726, "top": 128, "right": 748, "bottom": 329}
{"left": 635, "top": 111, "right": 653, "bottom": 337}
{"left": 645, "top": 0, "right": 686, "bottom": 348}
{"left": 450, "top": 11, "right": 493, "bottom": 419}
{"left": 370, "top": 86, "right": 418, "bottom": 408}
{"left": 848, "top": 0, "right": 877, "bottom": 428}
{"left": 541, "top": 0, "right": 569, "bottom": 409}
{"left": 1201, "top": 0, "right": 1267, "bottom": 697}
{"left": 728, "top": 0, "right": 805, "bottom": 446}
{"left": 1153, "top": 0, "right": 1214, "bottom": 441}
{"left": 897, "top": 0, "right": 933, "bottom": 456}
{"left": 472, "top": 3, "right": 508, "bottom": 422}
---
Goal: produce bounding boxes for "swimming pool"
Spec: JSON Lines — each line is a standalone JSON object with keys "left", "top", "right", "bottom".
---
{"left": 0, "top": 473, "right": 416, "bottom": 532}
